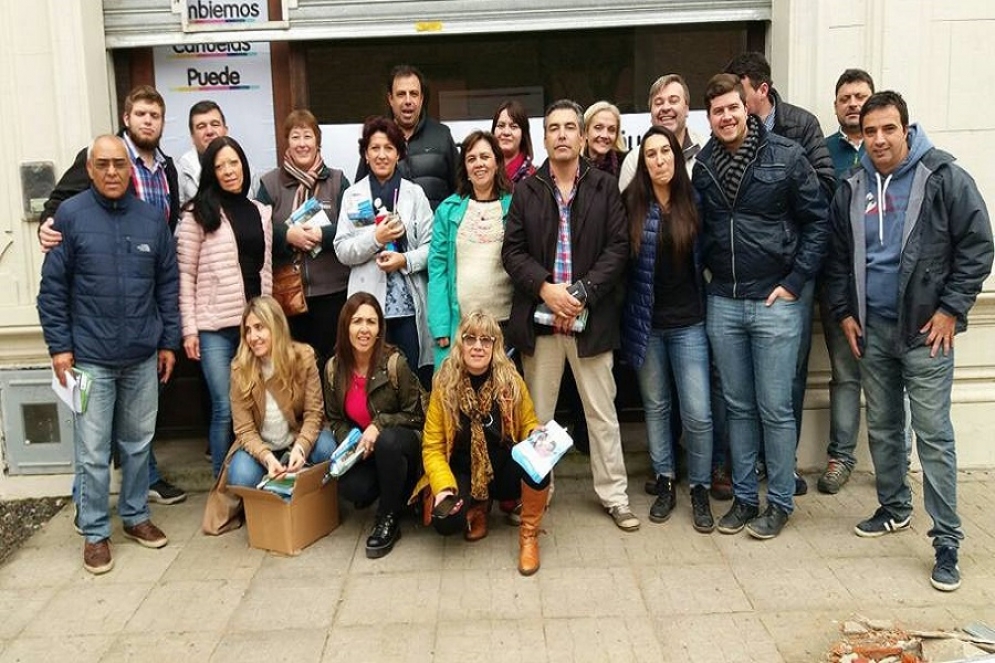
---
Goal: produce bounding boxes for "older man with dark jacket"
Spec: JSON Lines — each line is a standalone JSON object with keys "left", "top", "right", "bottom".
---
{"left": 502, "top": 99, "right": 639, "bottom": 532}
{"left": 693, "top": 75, "right": 827, "bottom": 540}
{"left": 823, "top": 91, "right": 992, "bottom": 592}
{"left": 37, "top": 135, "right": 181, "bottom": 575}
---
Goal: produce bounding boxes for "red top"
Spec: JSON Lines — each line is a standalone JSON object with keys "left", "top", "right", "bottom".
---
{"left": 344, "top": 374, "right": 372, "bottom": 429}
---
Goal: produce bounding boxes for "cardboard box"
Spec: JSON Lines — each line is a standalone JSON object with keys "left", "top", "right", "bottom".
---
{"left": 229, "top": 461, "right": 339, "bottom": 555}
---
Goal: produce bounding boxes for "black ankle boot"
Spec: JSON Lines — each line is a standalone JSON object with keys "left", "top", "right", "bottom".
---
{"left": 366, "top": 512, "right": 401, "bottom": 559}
{"left": 649, "top": 476, "right": 676, "bottom": 523}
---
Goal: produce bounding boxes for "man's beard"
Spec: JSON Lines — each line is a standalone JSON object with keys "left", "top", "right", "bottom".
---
{"left": 128, "top": 128, "right": 160, "bottom": 151}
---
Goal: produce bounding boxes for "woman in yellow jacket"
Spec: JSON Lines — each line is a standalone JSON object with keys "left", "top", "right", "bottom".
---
{"left": 414, "top": 311, "right": 551, "bottom": 575}
{"left": 225, "top": 296, "right": 335, "bottom": 487}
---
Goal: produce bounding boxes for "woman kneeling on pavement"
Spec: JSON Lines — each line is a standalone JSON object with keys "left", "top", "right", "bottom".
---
{"left": 415, "top": 311, "right": 551, "bottom": 576}
{"left": 325, "top": 292, "right": 425, "bottom": 559}
{"left": 224, "top": 296, "right": 336, "bottom": 489}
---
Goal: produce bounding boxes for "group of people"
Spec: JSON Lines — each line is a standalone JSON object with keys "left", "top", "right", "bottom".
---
{"left": 36, "top": 55, "right": 992, "bottom": 592}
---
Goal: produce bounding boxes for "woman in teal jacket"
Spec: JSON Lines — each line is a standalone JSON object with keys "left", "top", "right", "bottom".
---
{"left": 428, "top": 131, "right": 513, "bottom": 367}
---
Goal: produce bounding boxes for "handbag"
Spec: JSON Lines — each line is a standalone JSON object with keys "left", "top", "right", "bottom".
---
{"left": 202, "top": 454, "right": 244, "bottom": 535}
{"left": 272, "top": 256, "right": 308, "bottom": 316}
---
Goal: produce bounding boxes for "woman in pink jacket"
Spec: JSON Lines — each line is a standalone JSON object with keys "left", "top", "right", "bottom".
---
{"left": 177, "top": 136, "right": 272, "bottom": 477}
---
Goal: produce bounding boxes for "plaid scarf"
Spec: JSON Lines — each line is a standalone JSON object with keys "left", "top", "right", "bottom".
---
{"left": 282, "top": 150, "right": 326, "bottom": 210}
{"left": 711, "top": 114, "right": 762, "bottom": 205}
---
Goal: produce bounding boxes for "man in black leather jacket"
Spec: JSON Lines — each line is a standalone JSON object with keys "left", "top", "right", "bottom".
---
{"left": 356, "top": 64, "right": 458, "bottom": 211}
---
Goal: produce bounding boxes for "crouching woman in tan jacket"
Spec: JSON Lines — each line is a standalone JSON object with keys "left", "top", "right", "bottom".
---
{"left": 225, "top": 296, "right": 335, "bottom": 488}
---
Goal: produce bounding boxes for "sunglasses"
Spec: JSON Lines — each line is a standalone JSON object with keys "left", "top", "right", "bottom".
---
{"left": 461, "top": 333, "right": 496, "bottom": 349}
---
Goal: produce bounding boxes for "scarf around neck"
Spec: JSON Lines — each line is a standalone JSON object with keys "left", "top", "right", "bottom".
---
{"left": 711, "top": 113, "right": 762, "bottom": 205}
{"left": 458, "top": 371, "right": 498, "bottom": 501}
{"left": 282, "top": 150, "right": 326, "bottom": 210}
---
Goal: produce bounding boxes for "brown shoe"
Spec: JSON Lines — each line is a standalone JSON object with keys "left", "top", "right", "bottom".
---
{"left": 83, "top": 539, "right": 114, "bottom": 575}
{"left": 465, "top": 500, "right": 490, "bottom": 542}
{"left": 123, "top": 520, "right": 168, "bottom": 549}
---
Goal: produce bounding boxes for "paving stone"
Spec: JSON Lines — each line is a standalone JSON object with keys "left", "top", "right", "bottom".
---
{"left": 544, "top": 615, "right": 664, "bottom": 663}
{"left": 101, "top": 631, "right": 222, "bottom": 663}
{"left": 654, "top": 613, "right": 785, "bottom": 663}
{"left": 538, "top": 567, "right": 646, "bottom": 618}
{"left": 211, "top": 628, "right": 326, "bottom": 663}
{"left": 0, "top": 634, "right": 113, "bottom": 663}
{"left": 0, "top": 586, "right": 59, "bottom": 641}
{"left": 227, "top": 576, "right": 343, "bottom": 632}
{"left": 732, "top": 561, "right": 853, "bottom": 612}
{"left": 321, "top": 622, "right": 434, "bottom": 663}
{"left": 22, "top": 581, "right": 149, "bottom": 636}
{"left": 636, "top": 563, "right": 753, "bottom": 616}
{"left": 437, "top": 568, "right": 542, "bottom": 621}
{"left": 160, "top": 532, "right": 265, "bottom": 582}
{"left": 433, "top": 619, "right": 547, "bottom": 663}
{"left": 335, "top": 572, "right": 441, "bottom": 626}
{"left": 124, "top": 579, "right": 249, "bottom": 633}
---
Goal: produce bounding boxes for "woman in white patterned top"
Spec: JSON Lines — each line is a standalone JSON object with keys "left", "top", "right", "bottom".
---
{"left": 427, "top": 131, "right": 514, "bottom": 369}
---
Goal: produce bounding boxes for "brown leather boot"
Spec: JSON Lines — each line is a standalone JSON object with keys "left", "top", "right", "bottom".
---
{"left": 465, "top": 500, "right": 491, "bottom": 542}
{"left": 518, "top": 482, "right": 549, "bottom": 576}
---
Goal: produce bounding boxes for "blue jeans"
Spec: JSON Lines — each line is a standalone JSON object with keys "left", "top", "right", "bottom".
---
{"left": 199, "top": 327, "right": 241, "bottom": 477}
{"left": 227, "top": 429, "right": 337, "bottom": 488}
{"left": 636, "top": 323, "right": 713, "bottom": 487}
{"left": 706, "top": 294, "right": 803, "bottom": 513}
{"left": 860, "top": 314, "right": 962, "bottom": 550}
{"left": 819, "top": 291, "right": 862, "bottom": 467}
{"left": 74, "top": 355, "right": 159, "bottom": 543}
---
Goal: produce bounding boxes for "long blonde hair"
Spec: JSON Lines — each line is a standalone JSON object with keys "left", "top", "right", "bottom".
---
{"left": 230, "top": 296, "right": 298, "bottom": 402}
{"left": 433, "top": 311, "right": 521, "bottom": 431}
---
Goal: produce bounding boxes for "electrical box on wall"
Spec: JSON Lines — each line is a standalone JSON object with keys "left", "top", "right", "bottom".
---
{"left": 0, "top": 369, "right": 75, "bottom": 475}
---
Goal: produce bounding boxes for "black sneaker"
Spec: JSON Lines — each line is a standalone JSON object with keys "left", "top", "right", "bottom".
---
{"left": 794, "top": 473, "right": 808, "bottom": 496}
{"left": 148, "top": 479, "right": 187, "bottom": 505}
{"left": 366, "top": 513, "right": 401, "bottom": 559}
{"left": 649, "top": 476, "right": 676, "bottom": 523}
{"left": 854, "top": 507, "right": 911, "bottom": 538}
{"left": 930, "top": 546, "right": 961, "bottom": 592}
{"left": 690, "top": 485, "right": 714, "bottom": 533}
{"left": 746, "top": 503, "right": 790, "bottom": 539}
{"left": 717, "top": 498, "right": 759, "bottom": 535}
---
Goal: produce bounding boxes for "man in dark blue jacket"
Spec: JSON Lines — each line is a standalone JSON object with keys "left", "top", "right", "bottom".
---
{"left": 693, "top": 74, "right": 828, "bottom": 540}
{"left": 37, "top": 135, "right": 181, "bottom": 575}
{"left": 823, "top": 91, "right": 993, "bottom": 592}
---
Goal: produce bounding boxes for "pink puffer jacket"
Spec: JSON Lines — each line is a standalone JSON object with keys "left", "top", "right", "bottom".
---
{"left": 176, "top": 202, "right": 273, "bottom": 338}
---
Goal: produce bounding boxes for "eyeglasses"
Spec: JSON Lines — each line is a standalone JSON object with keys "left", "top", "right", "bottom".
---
{"left": 461, "top": 333, "right": 496, "bottom": 349}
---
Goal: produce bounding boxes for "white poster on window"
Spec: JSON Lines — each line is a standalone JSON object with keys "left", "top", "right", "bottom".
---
{"left": 152, "top": 0, "right": 276, "bottom": 179}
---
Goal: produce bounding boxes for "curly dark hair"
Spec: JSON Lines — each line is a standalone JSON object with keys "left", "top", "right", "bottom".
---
{"left": 358, "top": 116, "right": 407, "bottom": 161}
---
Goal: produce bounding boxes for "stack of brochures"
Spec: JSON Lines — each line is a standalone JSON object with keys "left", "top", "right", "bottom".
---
{"left": 325, "top": 428, "right": 363, "bottom": 480}
{"left": 256, "top": 473, "right": 298, "bottom": 501}
{"left": 50, "top": 367, "right": 92, "bottom": 414}
{"left": 286, "top": 197, "right": 332, "bottom": 258}
{"left": 511, "top": 420, "right": 574, "bottom": 483}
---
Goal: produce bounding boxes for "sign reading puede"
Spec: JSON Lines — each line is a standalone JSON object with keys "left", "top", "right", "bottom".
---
{"left": 153, "top": 0, "right": 276, "bottom": 173}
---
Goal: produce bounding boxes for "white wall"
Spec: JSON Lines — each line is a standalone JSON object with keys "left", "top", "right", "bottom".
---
{"left": 770, "top": 0, "right": 995, "bottom": 469}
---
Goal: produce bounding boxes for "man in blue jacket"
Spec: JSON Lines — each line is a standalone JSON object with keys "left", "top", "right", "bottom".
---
{"left": 693, "top": 74, "right": 828, "bottom": 540}
{"left": 823, "top": 91, "right": 993, "bottom": 591}
{"left": 37, "top": 135, "right": 181, "bottom": 575}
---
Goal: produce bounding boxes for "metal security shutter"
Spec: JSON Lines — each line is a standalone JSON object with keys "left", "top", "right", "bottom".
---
{"left": 103, "top": 0, "right": 771, "bottom": 48}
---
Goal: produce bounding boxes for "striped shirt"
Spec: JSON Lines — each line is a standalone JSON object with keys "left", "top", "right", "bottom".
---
{"left": 123, "top": 133, "right": 170, "bottom": 223}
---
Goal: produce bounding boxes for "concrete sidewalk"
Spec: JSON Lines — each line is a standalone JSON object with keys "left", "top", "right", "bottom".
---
{"left": 1, "top": 445, "right": 993, "bottom": 662}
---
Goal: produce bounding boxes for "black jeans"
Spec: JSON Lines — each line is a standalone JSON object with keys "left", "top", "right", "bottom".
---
{"left": 289, "top": 290, "right": 348, "bottom": 375}
{"left": 336, "top": 426, "right": 422, "bottom": 519}
{"left": 432, "top": 442, "right": 549, "bottom": 537}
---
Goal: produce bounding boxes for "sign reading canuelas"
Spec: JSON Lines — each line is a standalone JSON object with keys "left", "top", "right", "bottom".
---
{"left": 154, "top": 0, "right": 276, "bottom": 177}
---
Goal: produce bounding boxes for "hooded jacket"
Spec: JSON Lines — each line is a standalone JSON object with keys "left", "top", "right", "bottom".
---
{"left": 823, "top": 124, "right": 993, "bottom": 352}
{"left": 768, "top": 88, "right": 836, "bottom": 201}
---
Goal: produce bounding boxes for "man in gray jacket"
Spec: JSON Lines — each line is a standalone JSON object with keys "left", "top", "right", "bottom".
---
{"left": 823, "top": 91, "right": 993, "bottom": 592}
